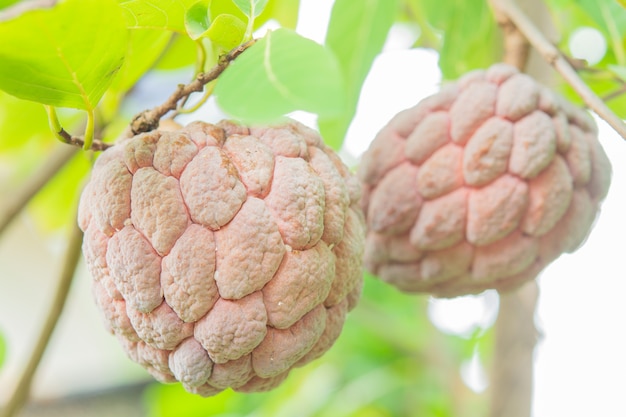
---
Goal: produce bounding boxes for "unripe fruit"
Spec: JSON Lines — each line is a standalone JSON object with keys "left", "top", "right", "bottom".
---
{"left": 78, "top": 119, "right": 365, "bottom": 396}
{"left": 359, "top": 63, "right": 611, "bottom": 297}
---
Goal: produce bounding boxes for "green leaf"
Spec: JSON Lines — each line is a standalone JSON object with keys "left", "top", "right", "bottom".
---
{"left": 207, "top": 14, "right": 247, "bottom": 50}
{"left": 184, "top": 0, "right": 211, "bottom": 40}
{"left": 120, "top": 0, "right": 200, "bottom": 33}
{"left": 319, "top": 0, "right": 397, "bottom": 150}
{"left": 232, "top": 0, "right": 269, "bottom": 19}
{"left": 260, "top": 0, "right": 300, "bottom": 29}
{"left": 110, "top": 29, "right": 172, "bottom": 93}
{"left": 0, "top": 0, "right": 128, "bottom": 110}
{"left": 432, "top": 0, "right": 501, "bottom": 79}
{"left": 214, "top": 29, "right": 345, "bottom": 123}
{"left": 154, "top": 34, "right": 197, "bottom": 69}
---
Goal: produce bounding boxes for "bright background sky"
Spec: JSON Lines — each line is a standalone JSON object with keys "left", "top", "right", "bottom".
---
{"left": 1, "top": 1, "right": 625, "bottom": 416}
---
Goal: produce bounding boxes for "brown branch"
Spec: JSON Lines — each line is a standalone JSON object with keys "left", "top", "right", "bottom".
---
{"left": 0, "top": 0, "right": 57, "bottom": 22}
{"left": 130, "top": 39, "right": 256, "bottom": 135}
{"left": 489, "top": 281, "right": 539, "bottom": 417}
{"left": 0, "top": 214, "right": 83, "bottom": 417}
{"left": 491, "top": 0, "right": 626, "bottom": 140}
{"left": 0, "top": 145, "right": 76, "bottom": 236}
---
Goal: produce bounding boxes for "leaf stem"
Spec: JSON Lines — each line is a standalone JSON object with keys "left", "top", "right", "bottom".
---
{"left": 0, "top": 145, "right": 76, "bottom": 236}
{"left": 130, "top": 38, "right": 256, "bottom": 135}
{"left": 0, "top": 213, "right": 83, "bottom": 417}
{"left": 83, "top": 110, "right": 95, "bottom": 151}
{"left": 44, "top": 106, "right": 111, "bottom": 151}
{"left": 491, "top": 0, "right": 626, "bottom": 140}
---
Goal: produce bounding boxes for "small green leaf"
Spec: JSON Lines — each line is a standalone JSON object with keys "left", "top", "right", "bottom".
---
{"left": 214, "top": 29, "right": 345, "bottom": 123}
{"left": 184, "top": 1, "right": 211, "bottom": 40}
{"left": 120, "top": 0, "right": 201, "bottom": 33}
{"left": 319, "top": 0, "right": 397, "bottom": 150}
{"left": 232, "top": 0, "right": 269, "bottom": 19}
{"left": 0, "top": 0, "right": 128, "bottom": 110}
{"left": 207, "top": 14, "right": 247, "bottom": 50}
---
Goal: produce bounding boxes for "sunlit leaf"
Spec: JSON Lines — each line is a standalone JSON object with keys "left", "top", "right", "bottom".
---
{"left": 154, "top": 34, "right": 198, "bottom": 69}
{"left": 120, "top": 0, "right": 201, "bottom": 32}
{"left": 433, "top": 0, "right": 501, "bottom": 79}
{"left": 207, "top": 14, "right": 246, "bottom": 50}
{"left": 260, "top": 0, "right": 300, "bottom": 29}
{"left": 233, "top": 0, "right": 269, "bottom": 19}
{"left": 319, "top": 0, "right": 397, "bottom": 150}
{"left": 184, "top": 0, "right": 211, "bottom": 40}
{"left": 214, "top": 29, "right": 345, "bottom": 123}
{"left": 620, "top": 0, "right": 626, "bottom": 9}
{"left": 110, "top": 29, "right": 173, "bottom": 93}
{"left": 0, "top": 0, "right": 128, "bottom": 110}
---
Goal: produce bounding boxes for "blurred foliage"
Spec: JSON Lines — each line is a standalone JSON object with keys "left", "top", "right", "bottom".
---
{"left": 0, "top": 329, "right": 5, "bottom": 369}
{"left": 144, "top": 275, "right": 492, "bottom": 417}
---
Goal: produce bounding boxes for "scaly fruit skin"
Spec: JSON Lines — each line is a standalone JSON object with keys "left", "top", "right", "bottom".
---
{"left": 359, "top": 63, "right": 611, "bottom": 298}
{"left": 78, "top": 119, "right": 364, "bottom": 396}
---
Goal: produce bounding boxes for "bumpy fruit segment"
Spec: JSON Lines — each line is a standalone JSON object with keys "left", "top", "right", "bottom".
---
{"left": 78, "top": 119, "right": 365, "bottom": 396}
{"left": 359, "top": 63, "right": 611, "bottom": 297}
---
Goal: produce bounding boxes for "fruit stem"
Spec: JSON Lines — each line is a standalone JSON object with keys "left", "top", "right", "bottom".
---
{"left": 488, "top": 281, "right": 539, "bottom": 417}
{"left": 0, "top": 211, "right": 83, "bottom": 417}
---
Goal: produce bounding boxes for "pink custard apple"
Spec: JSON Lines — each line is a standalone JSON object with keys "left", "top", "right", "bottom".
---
{"left": 78, "top": 119, "right": 365, "bottom": 396}
{"left": 359, "top": 63, "right": 611, "bottom": 298}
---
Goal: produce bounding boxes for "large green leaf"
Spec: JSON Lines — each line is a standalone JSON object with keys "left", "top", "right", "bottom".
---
{"left": 214, "top": 29, "right": 345, "bottom": 123}
{"left": 110, "top": 29, "right": 173, "bottom": 93}
{"left": 232, "top": 0, "right": 269, "bottom": 19}
{"left": 319, "top": 0, "right": 397, "bottom": 150}
{"left": 261, "top": 0, "right": 300, "bottom": 29}
{"left": 0, "top": 0, "right": 128, "bottom": 110}
{"left": 120, "top": 0, "right": 201, "bottom": 32}
{"left": 154, "top": 34, "right": 197, "bottom": 69}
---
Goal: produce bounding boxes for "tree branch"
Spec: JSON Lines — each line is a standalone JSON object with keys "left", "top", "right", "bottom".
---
{"left": 0, "top": 215, "right": 83, "bottom": 417}
{"left": 489, "top": 281, "right": 539, "bottom": 417}
{"left": 0, "top": 145, "right": 76, "bottom": 236}
{"left": 55, "top": 127, "right": 112, "bottom": 151}
{"left": 491, "top": 0, "right": 626, "bottom": 140}
{"left": 130, "top": 39, "right": 256, "bottom": 135}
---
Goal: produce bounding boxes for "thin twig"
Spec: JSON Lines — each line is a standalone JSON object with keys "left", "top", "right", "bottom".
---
{"left": 0, "top": 0, "right": 56, "bottom": 22}
{"left": 0, "top": 215, "right": 84, "bottom": 417}
{"left": 0, "top": 145, "right": 76, "bottom": 236}
{"left": 130, "top": 39, "right": 256, "bottom": 135}
{"left": 492, "top": 0, "right": 626, "bottom": 140}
